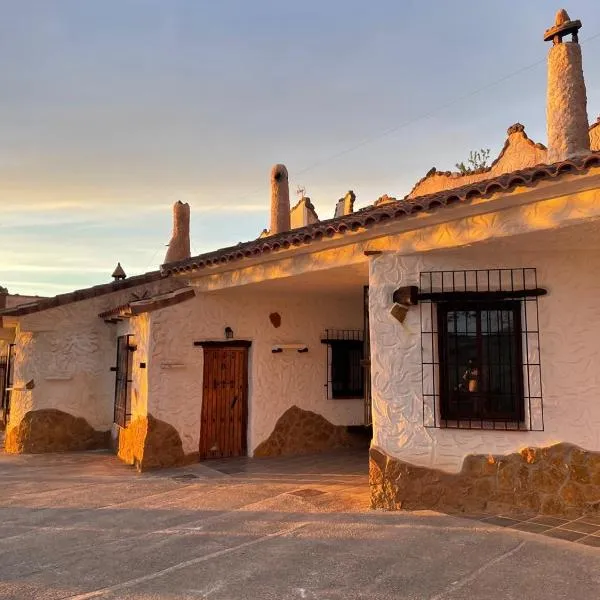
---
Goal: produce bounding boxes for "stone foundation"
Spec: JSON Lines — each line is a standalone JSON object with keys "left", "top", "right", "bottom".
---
{"left": 254, "top": 405, "right": 368, "bottom": 457}
{"left": 370, "top": 444, "right": 600, "bottom": 519}
{"left": 117, "top": 413, "right": 194, "bottom": 471}
{"left": 5, "top": 409, "right": 110, "bottom": 454}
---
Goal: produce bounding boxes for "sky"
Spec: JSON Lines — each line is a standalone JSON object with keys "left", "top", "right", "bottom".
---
{"left": 2, "top": 1, "right": 600, "bottom": 296}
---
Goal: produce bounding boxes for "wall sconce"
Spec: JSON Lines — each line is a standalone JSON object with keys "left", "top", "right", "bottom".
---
{"left": 224, "top": 326, "right": 234, "bottom": 339}
{"left": 390, "top": 285, "right": 419, "bottom": 324}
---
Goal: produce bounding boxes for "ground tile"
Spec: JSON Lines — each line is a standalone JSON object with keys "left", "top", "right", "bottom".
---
{"left": 528, "top": 515, "right": 570, "bottom": 527}
{"left": 557, "top": 521, "right": 600, "bottom": 535}
{"left": 508, "top": 522, "right": 552, "bottom": 534}
{"left": 577, "top": 535, "right": 600, "bottom": 548}
{"left": 499, "top": 510, "right": 537, "bottom": 521}
{"left": 542, "top": 528, "right": 587, "bottom": 542}
{"left": 577, "top": 514, "right": 600, "bottom": 526}
{"left": 481, "top": 516, "right": 521, "bottom": 527}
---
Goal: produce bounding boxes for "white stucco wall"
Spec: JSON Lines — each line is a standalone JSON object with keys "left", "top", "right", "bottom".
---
{"left": 8, "top": 305, "right": 117, "bottom": 431}
{"left": 369, "top": 244, "right": 600, "bottom": 473}
{"left": 146, "top": 289, "right": 366, "bottom": 455}
{"left": 7, "top": 279, "right": 175, "bottom": 432}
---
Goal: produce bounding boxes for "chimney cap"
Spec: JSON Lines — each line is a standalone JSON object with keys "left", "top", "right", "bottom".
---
{"left": 271, "top": 164, "right": 288, "bottom": 182}
{"left": 111, "top": 262, "right": 127, "bottom": 280}
{"left": 544, "top": 9, "right": 581, "bottom": 43}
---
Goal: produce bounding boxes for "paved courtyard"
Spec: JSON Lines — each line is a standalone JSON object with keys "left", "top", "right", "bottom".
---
{"left": 0, "top": 449, "right": 598, "bottom": 599}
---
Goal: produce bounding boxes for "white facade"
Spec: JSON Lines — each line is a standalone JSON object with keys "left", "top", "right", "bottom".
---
{"left": 369, "top": 227, "right": 600, "bottom": 473}
{"left": 138, "top": 288, "right": 365, "bottom": 455}
{"left": 5, "top": 279, "right": 172, "bottom": 433}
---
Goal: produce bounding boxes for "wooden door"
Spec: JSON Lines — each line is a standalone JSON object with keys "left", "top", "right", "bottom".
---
{"left": 200, "top": 343, "right": 249, "bottom": 459}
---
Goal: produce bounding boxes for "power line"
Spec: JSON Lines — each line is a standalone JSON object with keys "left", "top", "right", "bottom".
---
{"left": 294, "top": 31, "right": 600, "bottom": 178}
{"left": 207, "top": 31, "right": 600, "bottom": 211}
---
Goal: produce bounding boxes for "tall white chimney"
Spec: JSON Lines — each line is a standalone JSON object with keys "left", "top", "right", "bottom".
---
{"left": 164, "top": 201, "right": 191, "bottom": 264}
{"left": 545, "top": 9, "right": 590, "bottom": 163}
{"left": 270, "top": 164, "right": 290, "bottom": 235}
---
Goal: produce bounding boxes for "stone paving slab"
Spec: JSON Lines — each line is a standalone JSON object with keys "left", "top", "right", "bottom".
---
{"left": 0, "top": 449, "right": 597, "bottom": 599}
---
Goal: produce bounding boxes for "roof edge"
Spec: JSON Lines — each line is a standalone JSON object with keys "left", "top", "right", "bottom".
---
{"left": 162, "top": 153, "right": 600, "bottom": 277}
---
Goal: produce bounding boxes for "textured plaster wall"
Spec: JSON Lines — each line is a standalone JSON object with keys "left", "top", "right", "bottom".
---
{"left": 8, "top": 279, "right": 174, "bottom": 432}
{"left": 369, "top": 244, "right": 600, "bottom": 473}
{"left": 147, "top": 289, "right": 365, "bottom": 455}
{"left": 8, "top": 310, "right": 116, "bottom": 431}
{"left": 547, "top": 42, "right": 590, "bottom": 162}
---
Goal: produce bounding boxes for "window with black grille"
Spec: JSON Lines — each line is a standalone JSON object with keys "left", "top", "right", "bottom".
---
{"left": 438, "top": 301, "right": 524, "bottom": 422}
{"left": 420, "top": 269, "right": 544, "bottom": 431}
{"left": 322, "top": 330, "right": 365, "bottom": 399}
{"left": 0, "top": 344, "right": 14, "bottom": 423}
{"left": 112, "top": 335, "right": 135, "bottom": 427}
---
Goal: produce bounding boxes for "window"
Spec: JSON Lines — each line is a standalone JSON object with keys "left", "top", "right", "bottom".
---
{"left": 438, "top": 301, "right": 524, "bottom": 422}
{"left": 0, "top": 344, "right": 14, "bottom": 424}
{"left": 322, "top": 330, "right": 364, "bottom": 399}
{"left": 331, "top": 340, "right": 364, "bottom": 399}
{"left": 419, "top": 269, "right": 544, "bottom": 431}
{"left": 112, "top": 335, "right": 135, "bottom": 427}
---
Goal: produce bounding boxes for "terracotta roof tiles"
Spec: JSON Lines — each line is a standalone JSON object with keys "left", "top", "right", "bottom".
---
{"left": 163, "top": 153, "right": 600, "bottom": 275}
{"left": 0, "top": 271, "right": 164, "bottom": 318}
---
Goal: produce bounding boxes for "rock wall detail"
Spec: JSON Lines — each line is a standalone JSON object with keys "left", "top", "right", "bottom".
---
{"left": 253, "top": 405, "right": 368, "bottom": 457}
{"left": 117, "top": 413, "right": 194, "bottom": 471}
{"left": 370, "top": 444, "right": 600, "bottom": 518}
{"left": 5, "top": 409, "right": 110, "bottom": 453}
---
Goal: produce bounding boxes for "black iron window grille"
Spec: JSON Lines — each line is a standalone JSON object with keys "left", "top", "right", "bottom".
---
{"left": 321, "top": 329, "right": 365, "bottom": 400}
{"left": 0, "top": 344, "right": 14, "bottom": 424}
{"left": 363, "top": 286, "right": 373, "bottom": 425}
{"left": 420, "top": 269, "right": 544, "bottom": 431}
{"left": 112, "top": 335, "right": 135, "bottom": 427}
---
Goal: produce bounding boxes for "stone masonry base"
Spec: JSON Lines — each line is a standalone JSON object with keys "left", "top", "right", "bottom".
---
{"left": 253, "top": 405, "right": 369, "bottom": 457}
{"left": 5, "top": 409, "right": 110, "bottom": 454}
{"left": 370, "top": 444, "right": 600, "bottom": 518}
{"left": 117, "top": 413, "right": 198, "bottom": 471}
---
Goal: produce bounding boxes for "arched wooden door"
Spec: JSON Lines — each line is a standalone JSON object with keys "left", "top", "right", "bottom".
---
{"left": 199, "top": 342, "right": 249, "bottom": 459}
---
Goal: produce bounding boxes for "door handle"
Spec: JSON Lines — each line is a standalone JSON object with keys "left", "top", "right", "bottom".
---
{"left": 230, "top": 396, "right": 238, "bottom": 409}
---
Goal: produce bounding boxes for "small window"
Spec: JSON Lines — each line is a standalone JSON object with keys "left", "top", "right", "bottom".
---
{"left": 437, "top": 301, "right": 524, "bottom": 422}
{"left": 322, "top": 330, "right": 364, "bottom": 399}
{"left": 0, "top": 344, "right": 14, "bottom": 424}
{"left": 113, "top": 335, "right": 135, "bottom": 427}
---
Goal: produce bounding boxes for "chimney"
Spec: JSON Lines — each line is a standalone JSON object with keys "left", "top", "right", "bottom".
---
{"left": 270, "top": 164, "right": 290, "bottom": 235}
{"left": 111, "top": 263, "right": 126, "bottom": 281}
{"left": 545, "top": 9, "right": 590, "bottom": 163}
{"left": 0, "top": 286, "right": 8, "bottom": 310}
{"left": 164, "top": 201, "right": 191, "bottom": 264}
{"left": 334, "top": 190, "right": 356, "bottom": 218}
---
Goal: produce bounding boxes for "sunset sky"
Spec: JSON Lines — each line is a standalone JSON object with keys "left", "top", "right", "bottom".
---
{"left": 2, "top": 1, "right": 600, "bottom": 296}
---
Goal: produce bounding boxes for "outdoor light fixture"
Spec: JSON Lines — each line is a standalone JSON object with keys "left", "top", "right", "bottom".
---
{"left": 390, "top": 285, "right": 419, "bottom": 324}
{"left": 225, "top": 326, "right": 234, "bottom": 339}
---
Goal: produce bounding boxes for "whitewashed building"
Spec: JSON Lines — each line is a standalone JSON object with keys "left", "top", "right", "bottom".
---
{"left": 2, "top": 9, "right": 600, "bottom": 517}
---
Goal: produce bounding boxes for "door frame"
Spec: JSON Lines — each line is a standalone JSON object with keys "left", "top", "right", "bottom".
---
{"left": 195, "top": 340, "right": 251, "bottom": 458}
